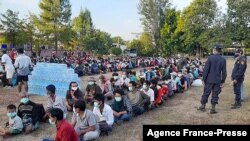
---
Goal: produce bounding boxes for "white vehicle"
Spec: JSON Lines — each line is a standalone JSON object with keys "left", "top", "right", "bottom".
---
{"left": 123, "top": 49, "right": 137, "bottom": 57}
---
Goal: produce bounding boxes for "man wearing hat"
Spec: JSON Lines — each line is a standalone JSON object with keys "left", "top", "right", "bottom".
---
{"left": 231, "top": 48, "right": 247, "bottom": 109}
{"left": 198, "top": 45, "right": 227, "bottom": 114}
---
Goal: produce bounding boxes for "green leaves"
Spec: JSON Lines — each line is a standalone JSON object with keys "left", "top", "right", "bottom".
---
{"left": 0, "top": 10, "right": 24, "bottom": 46}
{"left": 110, "top": 47, "right": 122, "bottom": 56}
{"left": 160, "top": 9, "right": 184, "bottom": 56}
{"left": 35, "top": 0, "right": 72, "bottom": 51}
{"left": 128, "top": 32, "right": 153, "bottom": 56}
{"left": 226, "top": 0, "right": 250, "bottom": 47}
{"left": 138, "top": 0, "right": 171, "bottom": 56}
{"left": 112, "top": 36, "right": 125, "bottom": 45}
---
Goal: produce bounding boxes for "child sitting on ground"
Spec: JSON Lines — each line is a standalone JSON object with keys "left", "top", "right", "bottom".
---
{"left": 0, "top": 104, "right": 23, "bottom": 138}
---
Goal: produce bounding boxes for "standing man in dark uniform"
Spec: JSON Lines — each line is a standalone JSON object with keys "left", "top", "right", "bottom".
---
{"left": 231, "top": 49, "right": 247, "bottom": 109}
{"left": 198, "top": 45, "right": 227, "bottom": 114}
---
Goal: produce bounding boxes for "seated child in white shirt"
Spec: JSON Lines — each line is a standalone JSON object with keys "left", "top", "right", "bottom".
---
{"left": 0, "top": 104, "right": 23, "bottom": 138}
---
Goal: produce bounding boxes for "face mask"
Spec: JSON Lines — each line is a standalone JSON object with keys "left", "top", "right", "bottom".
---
{"left": 114, "top": 76, "right": 119, "bottom": 80}
{"left": 88, "top": 81, "right": 94, "bottom": 85}
{"left": 128, "top": 86, "right": 133, "bottom": 91}
{"left": 115, "top": 97, "right": 122, "bottom": 102}
{"left": 49, "top": 118, "right": 56, "bottom": 125}
{"left": 20, "top": 97, "right": 29, "bottom": 104}
{"left": 94, "top": 102, "right": 100, "bottom": 108}
{"left": 143, "top": 85, "right": 147, "bottom": 90}
{"left": 122, "top": 75, "right": 126, "bottom": 78}
{"left": 71, "top": 86, "right": 78, "bottom": 91}
{"left": 7, "top": 112, "right": 16, "bottom": 118}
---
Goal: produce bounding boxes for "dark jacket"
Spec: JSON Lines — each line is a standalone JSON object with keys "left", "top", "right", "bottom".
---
{"left": 203, "top": 54, "right": 227, "bottom": 84}
{"left": 66, "top": 89, "right": 84, "bottom": 106}
{"left": 231, "top": 56, "right": 247, "bottom": 82}
{"left": 17, "top": 100, "right": 40, "bottom": 125}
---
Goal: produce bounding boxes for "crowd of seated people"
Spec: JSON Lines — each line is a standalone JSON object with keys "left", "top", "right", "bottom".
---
{"left": 1, "top": 53, "right": 204, "bottom": 140}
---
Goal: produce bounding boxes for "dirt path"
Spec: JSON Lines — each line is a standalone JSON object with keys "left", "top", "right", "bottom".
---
{"left": 0, "top": 60, "right": 250, "bottom": 141}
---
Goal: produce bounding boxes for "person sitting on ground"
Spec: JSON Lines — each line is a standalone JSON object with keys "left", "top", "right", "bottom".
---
{"left": 72, "top": 100, "right": 100, "bottom": 141}
{"left": 74, "top": 60, "right": 84, "bottom": 77}
{"left": 93, "top": 94, "right": 114, "bottom": 135}
{"left": 127, "top": 81, "right": 150, "bottom": 115}
{"left": 141, "top": 81, "right": 155, "bottom": 109}
{"left": 0, "top": 104, "right": 23, "bottom": 138}
{"left": 171, "top": 72, "right": 181, "bottom": 93}
{"left": 150, "top": 79, "right": 159, "bottom": 103}
{"left": 111, "top": 89, "right": 132, "bottom": 125}
{"left": 99, "top": 75, "right": 113, "bottom": 97}
{"left": 85, "top": 77, "right": 102, "bottom": 103}
{"left": 129, "top": 71, "right": 137, "bottom": 82}
{"left": 42, "top": 108, "right": 78, "bottom": 141}
{"left": 138, "top": 74, "right": 146, "bottom": 88}
{"left": 191, "top": 65, "right": 199, "bottom": 80}
{"left": 112, "top": 72, "right": 122, "bottom": 88}
{"left": 155, "top": 84, "right": 168, "bottom": 106}
{"left": 17, "top": 92, "right": 39, "bottom": 133}
{"left": 65, "top": 82, "right": 84, "bottom": 112}
{"left": 178, "top": 73, "right": 187, "bottom": 92}
{"left": 120, "top": 71, "right": 130, "bottom": 89}
{"left": 44, "top": 84, "right": 67, "bottom": 120}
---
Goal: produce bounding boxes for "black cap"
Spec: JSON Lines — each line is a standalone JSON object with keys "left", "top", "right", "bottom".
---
{"left": 213, "top": 44, "right": 222, "bottom": 49}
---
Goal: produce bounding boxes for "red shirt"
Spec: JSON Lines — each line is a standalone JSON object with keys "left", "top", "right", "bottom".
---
{"left": 10, "top": 51, "right": 15, "bottom": 60}
{"left": 55, "top": 120, "right": 78, "bottom": 141}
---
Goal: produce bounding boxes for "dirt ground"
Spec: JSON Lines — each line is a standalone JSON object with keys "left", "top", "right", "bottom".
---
{"left": 0, "top": 59, "right": 249, "bottom": 141}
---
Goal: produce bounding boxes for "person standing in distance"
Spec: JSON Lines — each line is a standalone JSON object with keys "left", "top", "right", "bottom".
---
{"left": 198, "top": 45, "right": 227, "bottom": 114}
{"left": 231, "top": 49, "right": 247, "bottom": 109}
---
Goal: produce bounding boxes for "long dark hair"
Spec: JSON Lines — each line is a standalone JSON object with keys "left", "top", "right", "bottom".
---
{"left": 68, "top": 81, "right": 78, "bottom": 91}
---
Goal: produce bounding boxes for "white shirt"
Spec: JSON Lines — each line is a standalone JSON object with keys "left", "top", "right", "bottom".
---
{"left": 115, "top": 78, "right": 122, "bottom": 87}
{"left": 93, "top": 104, "right": 114, "bottom": 126}
{"left": 47, "top": 95, "right": 67, "bottom": 115}
{"left": 121, "top": 63, "right": 126, "bottom": 68}
{"left": 1, "top": 54, "right": 14, "bottom": 70}
{"left": 120, "top": 77, "right": 130, "bottom": 86}
{"left": 14, "top": 54, "right": 32, "bottom": 76}
{"left": 142, "top": 88, "right": 155, "bottom": 102}
{"left": 9, "top": 115, "right": 23, "bottom": 131}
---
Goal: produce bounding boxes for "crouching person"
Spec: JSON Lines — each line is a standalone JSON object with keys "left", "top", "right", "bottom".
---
{"left": 72, "top": 100, "right": 100, "bottom": 141}
{"left": 111, "top": 89, "right": 132, "bottom": 125}
{"left": 93, "top": 94, "right": 114, "bottom": 135}
{"left": 17, "top": 93, "right": 39, "bottom": 133}
{"left": 0, "top": 104, "right": 23, "bottom": 138}
{"left": 127, "top": 81, "right": 150, "bottom": 115}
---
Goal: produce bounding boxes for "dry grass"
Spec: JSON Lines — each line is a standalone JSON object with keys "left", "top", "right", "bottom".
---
{"left": 0, "top": 59, "right": 249, "bottom": 141}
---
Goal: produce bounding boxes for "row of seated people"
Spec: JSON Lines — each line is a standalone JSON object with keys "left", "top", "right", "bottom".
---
{"left": 0, "top": 68, "right": 200, "bottom": 140}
